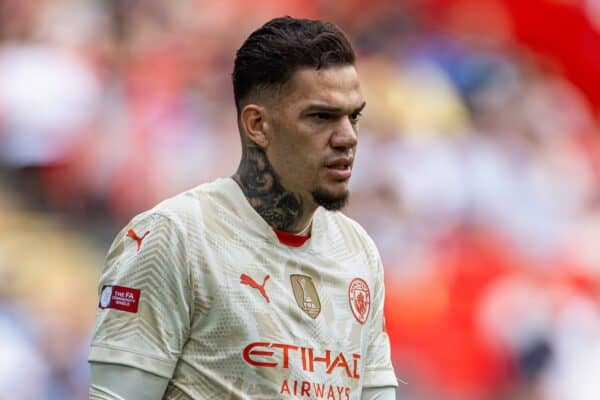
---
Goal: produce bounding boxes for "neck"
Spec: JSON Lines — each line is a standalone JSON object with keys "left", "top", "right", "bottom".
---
{"left": 233, "top": 143, "right": 316, "bottom": 232}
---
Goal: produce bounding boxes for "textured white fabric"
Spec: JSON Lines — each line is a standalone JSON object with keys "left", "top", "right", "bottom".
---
{"left": 90, "top": 384, "right": 124, "bottom": 400}
{"left": 89, "top": 177, "right": 397, "bottom": 399}
{"left": 361, "top": 386, "right": 397, "bottom": 400}
{"left": 89, "top": 363, "right": 396, "bottom": 400}
{"left": 89, "top": 362, "right": 168, "bottom": 400}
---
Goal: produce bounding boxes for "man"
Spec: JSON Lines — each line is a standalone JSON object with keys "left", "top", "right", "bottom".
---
{"left": 89, "top": 16, "right": 398, "bottom": 399}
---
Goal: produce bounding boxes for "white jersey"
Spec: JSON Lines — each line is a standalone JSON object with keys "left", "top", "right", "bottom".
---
{"left": 89, "top": 178, "right": 397, "bottom": 399}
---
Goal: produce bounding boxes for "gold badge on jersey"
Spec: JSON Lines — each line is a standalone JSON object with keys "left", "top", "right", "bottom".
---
{"left": 290, "top": 275, "right": 321, "bottom": 319}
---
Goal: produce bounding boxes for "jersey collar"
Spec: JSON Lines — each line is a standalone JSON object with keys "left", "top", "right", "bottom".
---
{"left": 273, "top": 229, "right": 311, "bottom": 247}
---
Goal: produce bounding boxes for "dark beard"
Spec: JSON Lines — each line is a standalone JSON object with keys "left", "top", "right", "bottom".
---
{"left": 311, "top": 187, "right": 349, "bottom": 211}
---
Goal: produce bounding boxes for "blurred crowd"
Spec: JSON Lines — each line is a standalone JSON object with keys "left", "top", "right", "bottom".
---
{"left": 1, "top": 0, "right": 599, "bottom": 399}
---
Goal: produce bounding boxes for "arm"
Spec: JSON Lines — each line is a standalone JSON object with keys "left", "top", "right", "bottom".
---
{"left": 361, "top": 386, "right": 397, "bottom": 400}
{"left": 89, "top": 362, "right": 169, "bottom": 400}
{"left": 362, "top": 233, "right": 399, "bottom": 389}
{"left": 88, "top": 212, "right": 193, "bottom": 396}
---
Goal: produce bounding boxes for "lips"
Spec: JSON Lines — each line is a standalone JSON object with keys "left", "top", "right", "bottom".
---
{"left": 325, "top": 156, "right": 353, "bottom": 180}
{"left": 325, "top": 156, "right": 353, "bottom": 169}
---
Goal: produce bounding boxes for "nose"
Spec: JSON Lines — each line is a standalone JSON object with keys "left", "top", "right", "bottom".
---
{"left": 330, "top": 116, "right": 358, "bottom": 150}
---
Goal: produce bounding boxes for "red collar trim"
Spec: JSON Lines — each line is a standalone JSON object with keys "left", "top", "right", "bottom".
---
{"left": 273, "top": 229, "right": 311, "bottom": 247}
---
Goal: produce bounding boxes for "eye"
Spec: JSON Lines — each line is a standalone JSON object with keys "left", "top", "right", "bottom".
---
{"left": 311, "top": 112, "right": 334, "bottom": 121}
{"left": 349, "top": 111, "right": 362, "bottom": 124}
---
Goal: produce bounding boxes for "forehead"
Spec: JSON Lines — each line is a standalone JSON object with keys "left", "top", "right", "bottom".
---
{"left": 283, "top": 65, "right": 363, "bottom": 111}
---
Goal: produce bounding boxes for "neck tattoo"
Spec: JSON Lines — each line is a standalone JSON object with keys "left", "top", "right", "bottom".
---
{"left": 233, "top": 143, "right": 304, "bottom": 231}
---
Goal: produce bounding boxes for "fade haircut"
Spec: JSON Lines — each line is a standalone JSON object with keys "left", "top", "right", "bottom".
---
{"left": 232, "top": 16, "right": 356, "bottom": 115}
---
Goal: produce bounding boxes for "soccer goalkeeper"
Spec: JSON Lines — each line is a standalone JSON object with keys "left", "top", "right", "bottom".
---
{"left": 89, "top": 16, "right": 398, "bottom": 399}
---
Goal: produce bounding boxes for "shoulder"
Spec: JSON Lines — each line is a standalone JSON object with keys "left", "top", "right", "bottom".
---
{"left": 318, "top": 209, "right": 380, "bottom": 263}
{"left": 103, "top": 181, "right": 233, "bottom": 273}
{"left": 140, "top": 178, "right": 231, "bottom": 229}
{"left": 326, "top": 210, "right": 368, "bottom": 237}
{"left": 111, "top": 178, "right": 232, "bottom": 258}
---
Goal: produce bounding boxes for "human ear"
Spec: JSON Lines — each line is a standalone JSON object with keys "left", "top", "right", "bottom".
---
{"left": 240, "top": 104, "right": 270, "bottom": 149}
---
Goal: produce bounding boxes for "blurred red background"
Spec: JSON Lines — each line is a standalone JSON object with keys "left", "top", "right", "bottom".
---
{"left": 0, "top": 1, "right": 599, "bottom": 399}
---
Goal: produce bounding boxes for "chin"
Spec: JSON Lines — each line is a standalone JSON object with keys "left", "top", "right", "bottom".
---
{"left": 311, "top": 186, "right": 349, "bottom": 211}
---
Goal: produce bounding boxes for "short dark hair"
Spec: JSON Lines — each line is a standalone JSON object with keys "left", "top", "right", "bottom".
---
{"left": 232, "top": 16, "right": 356, "bottom": 114}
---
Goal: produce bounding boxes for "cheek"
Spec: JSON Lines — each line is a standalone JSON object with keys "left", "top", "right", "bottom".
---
{"left": 285, "top": 151, "right": 320, "bottom": 175}
{"left": 276, "top": 147, "right": 322, "bottom": 187}
{"left": 269, "top": 123, "right": 328, "bottom": 181}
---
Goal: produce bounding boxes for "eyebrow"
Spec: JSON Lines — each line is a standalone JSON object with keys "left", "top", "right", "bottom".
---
{"left": 303, "top": 101, "right": 366, "bottom": 115}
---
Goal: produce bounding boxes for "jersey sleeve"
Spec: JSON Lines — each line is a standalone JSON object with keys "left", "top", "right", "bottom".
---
{"left": 361, "top": 386, "right": 397, "bottom": 400}
{"left": 89, "top": 212, "right": 193, "bottom": 379}
{"left": 363, "top": 239, "right": 398, "bottom": 388}
{"left": 89, "top": 362, "right": 170, "bottom": 400}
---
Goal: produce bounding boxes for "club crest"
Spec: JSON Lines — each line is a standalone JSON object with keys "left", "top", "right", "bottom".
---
{"left": 348, "top": 278, "right": 370, "bottom": 324}
{"left": 290, "top": 274, "right": 321, "bottom": 319}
